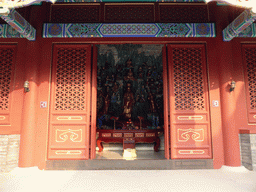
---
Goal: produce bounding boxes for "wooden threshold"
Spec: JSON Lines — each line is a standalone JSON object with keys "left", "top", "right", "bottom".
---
{"left": 46, "top": 159, "right": 213, "bottom": 170}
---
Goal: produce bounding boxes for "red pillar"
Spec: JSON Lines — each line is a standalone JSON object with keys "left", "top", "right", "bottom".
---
{"left": 218, "top": 45, "right": 241, "bottom": 166}
{"left": 18, "top": 40, "right": 39, "bottom": 167}
{"left": 213, "top": 4, "right": 241, "bottom": 166}
{"left": 18, "top": 5, "right": 41, "bottom": 167}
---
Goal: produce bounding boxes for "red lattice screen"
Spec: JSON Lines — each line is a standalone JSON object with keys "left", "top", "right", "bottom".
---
{"left": 104, "top": 5, "right": 154, "bottom": 22}
{"left": 49, "top": 3, "right": 209, "bottom": 23}
{"left": 55, "top": 48, "right": 87, "bottom": 111}
{"left": 168, "top": 44, "right": 212, "bottom": 159}
{"left": 48, "top": 44, "right": 91, "bottom": 160}
{"left": 159, "top": 5, "right": 208, "bottom": 23}
{"left": 0, "top": 45, "right": 16, "bottom": 126}
{"left": 242, "top": 45, "right": 256, "bottom": 123}
{"left": 0, "top": 48, "right": 14, "bottom": 111}
{"left": 173, "top": 47, "right": 205, "bottom": 111}
{"left": 50, "top": 5, "right": 100, "bottom": 23}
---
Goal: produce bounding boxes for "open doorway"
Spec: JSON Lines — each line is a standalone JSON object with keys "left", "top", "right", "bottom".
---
{"left": 95, "top": 44, "right": 165, "bottom": 160}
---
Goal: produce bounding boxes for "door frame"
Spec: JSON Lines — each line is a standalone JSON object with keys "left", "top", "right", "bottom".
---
{"left": 41, "top": 41, "right": 222, "bottom": 168}
{"left": 90, "top": 43, "right": 170, "bottom": 159}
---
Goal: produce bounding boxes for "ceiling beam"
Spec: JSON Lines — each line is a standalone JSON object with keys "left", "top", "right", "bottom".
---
{"left": 223, "top": 9, "right": 256, "bottom": 41}
{"left": 0, "top": 9, "right": 36, "bottom": 41}
{"left": 42, "top": 23, "right": 215, "bottom": 38}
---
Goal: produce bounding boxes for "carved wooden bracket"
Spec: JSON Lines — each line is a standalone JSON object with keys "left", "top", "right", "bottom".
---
{"left": 223, "top": 9, "right": 256, "bottom": 41}
{"left": 0, "top": 9, "right": 36, "bottom": 41}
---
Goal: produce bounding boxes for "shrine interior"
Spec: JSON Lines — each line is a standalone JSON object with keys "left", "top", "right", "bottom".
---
{"left": 95, "top": 44, "right": 165, "bottom": 159}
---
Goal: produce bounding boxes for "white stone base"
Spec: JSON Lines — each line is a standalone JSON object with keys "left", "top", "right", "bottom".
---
{"left": 220, "top": 165, "right": 250, "bottom": 172}
{"left": 123, "top": 149, "right": 137, "bottom": 160}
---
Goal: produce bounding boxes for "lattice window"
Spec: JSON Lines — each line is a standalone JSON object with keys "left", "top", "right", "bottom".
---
{"left": 105, "top": 5, "right": 154, "bottom": 22}
{"left": 55, "top": 48, "right": 87, "bottom": 110}
{"left": 173, "top": 48, "right": 205, "bottom": 110}
{"left": 159, "top": 5, "right": 208, "bottom": 23}
{"left": 244, "top": 48, "right": 256, "bottom": 109}
{"left": 50, "top": 5, "right": 100, "bottom": 23}
{"left": 0, "top": 48, "right": 14, "bottom": 110}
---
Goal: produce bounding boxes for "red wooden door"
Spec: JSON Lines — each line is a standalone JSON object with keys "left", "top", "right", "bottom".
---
{"left": 0, "top": 45, "right": 16, "bottom": 127}
{"left": 162, "top": 45, "right": 170, "bottom": 159}
{"left": 168, "top": 44, "right": 212, "bottom": 159}
{"left": 0, "top": 44, "right": 23, "bottom": 135}
{"left": 242, "top": 44, "right": 256, "bottom": 123}
{"left": 48, "top": 44, "right": 92, "bottom": 160}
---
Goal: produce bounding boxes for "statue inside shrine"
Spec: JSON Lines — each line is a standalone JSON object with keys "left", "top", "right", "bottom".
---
{"left": 126, "top": 58, "right": 133, "bottom": 69}
{"left": 122, "top": 83, "right": 135, "bottom": 120}
{"left": 97, "top": 56, "right": 163, "bottom": 130}
{"left": 148, "top": 92, "right": 157, "bottom": 113}
{"left": 103, "top": 90, "right": 111, "bottom": 115}
{"left": 124, "top": 69, "right": 136, "bottom": 81}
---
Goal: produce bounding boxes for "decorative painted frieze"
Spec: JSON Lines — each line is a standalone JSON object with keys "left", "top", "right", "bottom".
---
{"left": 0, "top": 9, "right": 36, "bottom": 41}
{"left": 223, "top": 9, "right": 256, "bottom": 41}
{"left": 238, "top": 23, "right": 256, "bottom": 38}
{"left": 0, "top": 24, "right": 23, "bottom": 38}
{"left": 43, "top": 23, "right": 215, "bottom": 38}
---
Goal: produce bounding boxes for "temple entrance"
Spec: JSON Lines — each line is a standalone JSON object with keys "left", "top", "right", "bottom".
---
{"left": 46, "top": 43, "right": 212, "bottom": 163}
{"left": 95, "top": 44, "right": 165, "bottom": 160}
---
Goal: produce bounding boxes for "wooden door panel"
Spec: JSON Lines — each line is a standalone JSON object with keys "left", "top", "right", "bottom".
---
{"left": 173, "top": 114, "right": 209, "bottom": 123}
{"left": 0, "top": 45, "right": 16, "bottom": 126}
{"left": 242, "top": 44, "right": 256, "bottom": 124}
{"left": 48, "top": 44, "right": 91, "bottom": 160}
{"left": 50, "top": 114, "right": 87, "bottom": 124}
{"left": 48, "top": 149, "right": 88, "bottom": 159}
{"left": 49, "top": 125, "right": 86, "bottom": 148}
{"left": 174, "top": 124, "right": 209, "bottom": 144}
{"left": 168, "top": 44, "right": 212, "bottom": 159}
{"left": 162, "top": 45, "right": 170, "bottom": 159}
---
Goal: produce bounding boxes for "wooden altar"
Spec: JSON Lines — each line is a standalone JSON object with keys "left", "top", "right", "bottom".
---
{"left": 97, "top": 128, "right": 164, "bottom": 152}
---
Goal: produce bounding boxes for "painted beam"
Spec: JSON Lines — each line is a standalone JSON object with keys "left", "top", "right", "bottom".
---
{"left": 43, "top": 23, "right": 215, "bottom": 38}
{"left": 238, "top": 23, "right": 256, "bottom": 38}
{"left": 0, "top": 24, "right": 23, "bottom": 38}
{"left": 223, "top": 9, "right": 256, "bottom": 41}
{"left": 0, "top": 9, "right": 36, "bottom": 41}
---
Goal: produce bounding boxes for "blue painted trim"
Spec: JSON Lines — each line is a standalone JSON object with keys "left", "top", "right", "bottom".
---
{"left": 43, "top": 23, "right": 216, "bottom": 38}
{"left": 0, "top": 24, "right": 22, "bottom": 38}
{"left": 223, "top": 10, "right": 256, "bottom": 41}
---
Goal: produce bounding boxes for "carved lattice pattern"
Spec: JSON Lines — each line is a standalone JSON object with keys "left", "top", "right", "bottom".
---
{"left": 55, "top": 48, "right": 87, "bottom": 110}
{"left": 244, "top": 48, "right": 256, "bottom": 109}
{"left": 0, "top": 48, "right": 14, "bottom": 110}
{"left": 105, "top": 5, "right": 154, "bottom": 22}
{"left": 173, "top": 47, "right": 205, "bottom": 110}
{"left": 160, "top": 5, "right": 208, "bottom": 23}
{"left": 51, "top": 5, "right": 100, "bottom": 23}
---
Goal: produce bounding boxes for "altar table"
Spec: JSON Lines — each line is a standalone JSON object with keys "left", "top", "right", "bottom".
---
{"left": 96, "top": 129, "right": 164, "bottom": 152}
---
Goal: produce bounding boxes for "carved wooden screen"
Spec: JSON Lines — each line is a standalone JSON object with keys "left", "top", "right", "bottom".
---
{"left": 242, "top": 44, "right": 256, "bottom": 123}
{"left": 0, "top": 45, "right": 16, "bottom": 127}
{"left": 48, "top": 44, "right": 91, "bottom": 159}
{"left": 167, "top": 44, "right": 212, "bottom": 159}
